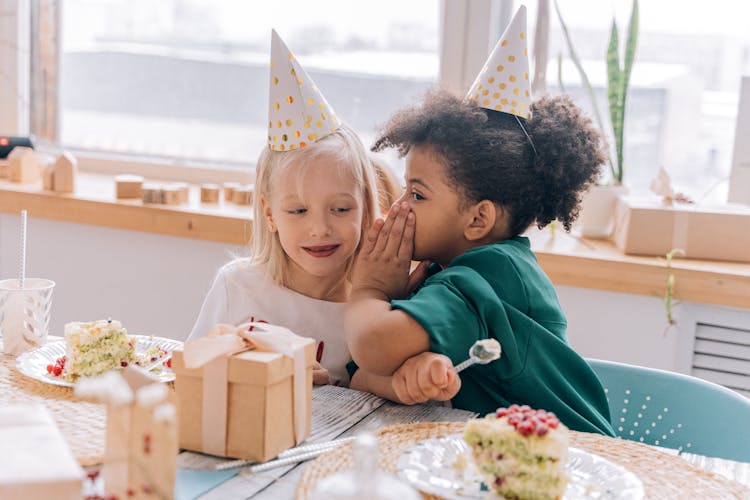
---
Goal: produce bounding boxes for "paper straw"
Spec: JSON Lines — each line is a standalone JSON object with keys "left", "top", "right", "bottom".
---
{"left": 19, "top": 209, "right": 27, "bottom": 289}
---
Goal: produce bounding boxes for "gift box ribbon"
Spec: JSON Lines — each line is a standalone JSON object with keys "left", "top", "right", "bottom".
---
{"left": 182, "top": 322, "right": 311, "bottom": 457}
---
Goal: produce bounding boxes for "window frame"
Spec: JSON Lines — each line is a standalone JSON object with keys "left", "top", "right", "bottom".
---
{"left": 4, "top": 0, "right": 509, "bottom": 183}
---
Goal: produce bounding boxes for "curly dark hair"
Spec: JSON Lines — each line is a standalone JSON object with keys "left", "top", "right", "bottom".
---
{"left": 372, "top": 88, "right": 606, "bottom": 236}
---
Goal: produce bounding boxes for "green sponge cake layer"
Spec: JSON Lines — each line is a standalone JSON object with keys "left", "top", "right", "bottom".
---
{"left": 464, "top": 405, "right": 569, "bottom": 500}
{"left": 64, "top": 319, "right": 135, "bottom": 380}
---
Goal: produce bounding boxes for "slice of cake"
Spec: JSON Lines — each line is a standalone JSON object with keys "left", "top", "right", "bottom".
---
{"left": 464, "top": 404, "right": 569, "bottom": 500}
{"left": 62, "top": 320, "right": 135, "bottom": 381}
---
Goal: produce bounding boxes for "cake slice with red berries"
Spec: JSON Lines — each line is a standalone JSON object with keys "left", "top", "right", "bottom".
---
{"left": 60, "top": 319, "right": 135, "bottom": 381}
{"left": 463, "top": 405, "right": 569, "bottom": 500}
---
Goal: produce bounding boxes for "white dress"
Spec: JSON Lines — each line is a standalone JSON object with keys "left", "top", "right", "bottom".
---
{"left": 189, "top": 259, "right": 351, "bottom": 386}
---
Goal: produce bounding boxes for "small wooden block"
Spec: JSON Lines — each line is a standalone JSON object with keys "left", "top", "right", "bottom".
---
{"left": 172, "top": 182, "right": 189, "bottom": 204}
{"left": 0, "top": 159, "right": 9, "bottom": 178}
{"left": 200, "top": 183, "right": 221, "bottom": 203}
{"left": 223, "top": 182, "right": 240, "bottom": 202}
{"left": 8, "top": 146, "right": 40, "bottom": 183}
{"left": 116, "top": 175, "right": 144, "bottom": 199}
{"left": 142, "top": 183, "right": 164, "bottom": 204}
{"left": 52, "top": 152, "right": 77, "bottom": 193}
{"left": 42, "top": 164, "right": 55, "bottom": 190}
{"left": 232, "top": 184, "right": 254, "bottom": 205}
{"left": 162, "top": 185, "right": 182, "bottom": 205}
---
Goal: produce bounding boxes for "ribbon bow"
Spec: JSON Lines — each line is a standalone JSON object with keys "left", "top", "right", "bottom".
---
{"left": 183, "top": 322, "right": 311, "bottom": 456}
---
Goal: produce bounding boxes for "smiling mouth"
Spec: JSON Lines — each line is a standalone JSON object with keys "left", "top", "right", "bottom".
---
{"left": 303, "top": 244, "right": 340, "bottom": 258}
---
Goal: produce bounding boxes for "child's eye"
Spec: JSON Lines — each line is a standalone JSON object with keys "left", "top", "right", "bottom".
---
{"left": 411, "top": 190, "right": 425, "bottom": 201}
{"left": 332, "top": 207, "right": 351, "bottom": 213}
{"left": 286, "top": 208, "right": 307, "bottom": 215}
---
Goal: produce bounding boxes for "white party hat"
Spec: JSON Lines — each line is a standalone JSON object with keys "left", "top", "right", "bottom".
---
{"left": 267, "top": 29, "right": 340, "bottom": 151}
{"left": 465, "top": 6, "right": 532, "bottom": 119}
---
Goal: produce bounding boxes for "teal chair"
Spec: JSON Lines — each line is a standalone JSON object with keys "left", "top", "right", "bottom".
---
{"left": 587, "top": 358, "right": 750, "bottom": 462}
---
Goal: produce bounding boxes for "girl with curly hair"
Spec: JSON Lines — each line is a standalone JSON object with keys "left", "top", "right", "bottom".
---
{"left": 345, "top": 8, "right": 615, "bottom": 435}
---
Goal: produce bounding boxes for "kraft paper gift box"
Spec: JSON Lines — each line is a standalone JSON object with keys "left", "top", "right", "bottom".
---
{"left": 0, "top": 404, "right": 85, "bottom": 499}
{"left": 172, "top": 322, "right": 315, "bottom": 461}
{"left": 75, "top": 367, "right": 178, "bottom": 499}
{"left": 612, "top": 195, "right": 750, "bottom": 263}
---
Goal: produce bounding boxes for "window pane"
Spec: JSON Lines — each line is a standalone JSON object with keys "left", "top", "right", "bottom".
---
{"left": 526, "top": 0, "right": 750, "bottom": 204}
{"left": 60, "top": 0, "right": 439, "bottom": 167}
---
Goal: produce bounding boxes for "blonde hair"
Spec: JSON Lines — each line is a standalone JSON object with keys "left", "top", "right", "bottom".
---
{"left": 370, "top": 154, "right": 404, "bottom": 215}
{"left": 251, "top": 124, "right": 379, "bottom": 286}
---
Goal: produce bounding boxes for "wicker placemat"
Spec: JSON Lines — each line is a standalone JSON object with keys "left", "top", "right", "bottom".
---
{"left": 296, "top": 421, "right": 750, "bottom": 500}
{"left": 0, "top": 351, "right": 105, "bottom": 466}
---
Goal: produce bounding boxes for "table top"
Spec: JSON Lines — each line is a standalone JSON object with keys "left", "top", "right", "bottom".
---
{"left": 193, "top": 386, "right": 750, "bottom": 499}
{"left": 2, "top": 346, "right": 749, "bottom": 498}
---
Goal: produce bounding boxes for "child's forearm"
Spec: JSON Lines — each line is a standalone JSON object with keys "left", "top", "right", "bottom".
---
{"left": 345, "top": 288, "right": 431, "bottom": 376}
{"left": 344, "top": 288, "right": 394, "bottom": 374}
{"left": 349, "top": 368, "right": 402, "bottom": 403}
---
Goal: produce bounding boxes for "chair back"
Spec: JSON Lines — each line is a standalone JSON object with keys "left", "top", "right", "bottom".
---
{"left": 587, "top": 358, "right": 750, "bottom": 462}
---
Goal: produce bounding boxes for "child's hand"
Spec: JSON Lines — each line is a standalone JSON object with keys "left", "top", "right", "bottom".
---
{"left": 391, "top": 352, "right": 461, "bottom": 405}
{"left": 352, "top": 202, "right": 415, "bottom": 300}
{"left": 407, "top": 260, "right": 431, "bottom": 295}
{"left": 312, "top": 361, "right": 331, "bottom": 385}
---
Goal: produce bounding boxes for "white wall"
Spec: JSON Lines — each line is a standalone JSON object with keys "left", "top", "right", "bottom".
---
{"left": 557, "top": 286, "right": 683, "bottom": 371}
{"left": 0, "top": 213, "right": 243, "bottom": 341}
{"left": 2, "top": 214, "right": 745, "bottom": 375}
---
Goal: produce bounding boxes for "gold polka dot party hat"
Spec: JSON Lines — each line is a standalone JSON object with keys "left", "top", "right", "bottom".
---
{"left": 465, "top": 6, "right": 532, "bottom": 119}
{"left": 267, "top": 29, "right": 340, "bottom": 151}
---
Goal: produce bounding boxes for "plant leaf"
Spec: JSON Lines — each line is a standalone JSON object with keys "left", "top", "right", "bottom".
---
{"left": 606, "top": 19, "right": 623, "bottom": 184}
{"left": 557, "top": 52, "right": 566, "bottom": 94}
{"left": 619, "top": 0, "right": 640, "bottom": 184}
{"left": 554, "top": 0, "right": 616, "bottom": 181}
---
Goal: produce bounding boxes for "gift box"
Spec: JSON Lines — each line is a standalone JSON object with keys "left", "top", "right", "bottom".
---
{"left": 0, "top": 404, "right": 84, "bottom": 499}
{"left": 173, "top": 322, "right": 315, "bottom": 461}
{"left": 75, "top": 367, "right": 178, "bottom": 499}
{"left": 612, "top": 195, "right": 750, "bottom": 262}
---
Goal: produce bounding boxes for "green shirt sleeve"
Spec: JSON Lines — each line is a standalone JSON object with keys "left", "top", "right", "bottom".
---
{"left": 345, "top": 359, "right": 358, "bottom": 380}
{"left": 391, "top": 265, "right": 528, "bottom": 379}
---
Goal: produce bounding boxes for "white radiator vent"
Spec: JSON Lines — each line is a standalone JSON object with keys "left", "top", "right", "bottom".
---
{"left": 691, "top": 323, "right": 750, "bottom": 399}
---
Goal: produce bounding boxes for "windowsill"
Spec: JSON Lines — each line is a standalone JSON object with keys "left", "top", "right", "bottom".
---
{"left": 525, "top": 229, "right": 750, "bottom": 310}
{"left": 60, "top": 148, "right": 255, "bottom": 185}
{"left": 1, "top": 171, "right": 748, "bottom": 309}
{"left": 0, "top": 170, "right": 253, "bottom": 244}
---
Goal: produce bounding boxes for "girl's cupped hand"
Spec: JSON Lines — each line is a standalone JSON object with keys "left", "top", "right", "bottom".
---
{"left": 352, "top": 202, "right": 429, "bottom": 300}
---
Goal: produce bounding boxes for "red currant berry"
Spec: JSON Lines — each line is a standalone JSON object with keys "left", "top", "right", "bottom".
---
{"left": 517, "top": 421, "right": 534, "bottom": 436}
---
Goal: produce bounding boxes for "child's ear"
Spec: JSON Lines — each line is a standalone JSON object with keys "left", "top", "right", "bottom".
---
{"left": 260, "top": 195, "right": 277, "bottom": 232}
{"left": 464, "top": 200, "right": 497, "bottom": 241}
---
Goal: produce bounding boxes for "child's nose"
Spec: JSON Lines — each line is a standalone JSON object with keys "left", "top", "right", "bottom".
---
{"left": 309, "top": 213, "right": 333, "bottom": 237}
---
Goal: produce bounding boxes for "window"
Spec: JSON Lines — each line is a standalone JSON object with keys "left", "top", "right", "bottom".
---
{"left": 527, "top": 0, "right": 750, "bottom": 204}
{"left": 58, "top": 0, "right": 440, "bottom": 169}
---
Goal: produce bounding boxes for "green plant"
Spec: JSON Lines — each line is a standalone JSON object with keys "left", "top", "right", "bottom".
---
{"left": 663, "top": 248, "right": 685, "bottom": 329}
{"left": 554, "top": 0, "right": 639, "bottom": 185}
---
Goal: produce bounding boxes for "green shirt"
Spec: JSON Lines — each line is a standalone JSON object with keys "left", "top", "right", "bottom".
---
{"left": 391, "top": 237, "right": 615, "bottom": 436}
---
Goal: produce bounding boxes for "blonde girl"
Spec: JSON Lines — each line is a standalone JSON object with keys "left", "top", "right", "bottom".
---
{"left": 189, "top": 123, "right": 379, "bottom": 386}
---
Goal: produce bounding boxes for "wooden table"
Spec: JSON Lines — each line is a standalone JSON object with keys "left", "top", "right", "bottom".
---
{"left": 185, "top": 385, "right": 750, "bottom": 499}
{"left": 2, "top": 347, "right": 748, "bottom": 498}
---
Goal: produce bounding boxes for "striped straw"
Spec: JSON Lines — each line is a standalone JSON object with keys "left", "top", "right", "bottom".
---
{"left": 19, "top": 209, "right": 27, "bottom": 289}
